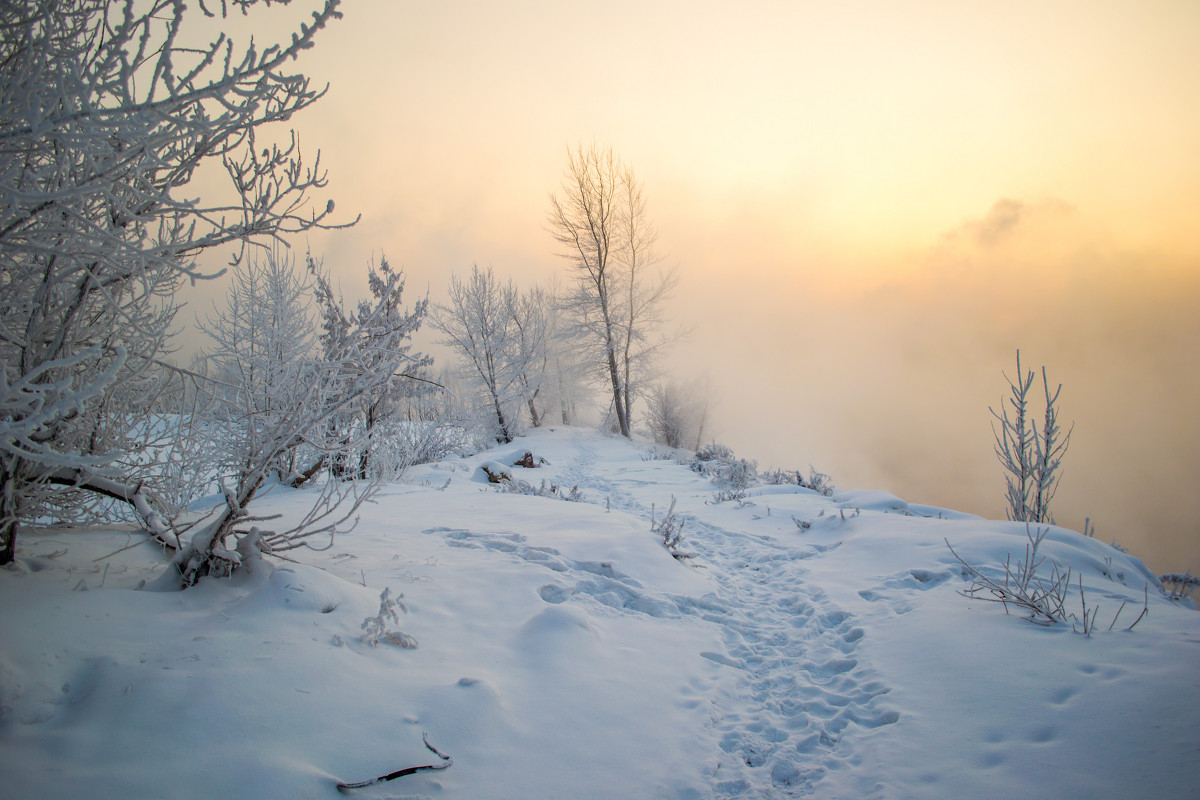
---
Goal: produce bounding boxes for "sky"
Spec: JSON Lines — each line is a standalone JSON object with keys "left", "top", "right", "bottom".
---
{"left": 194, "top": 0, "right": 1200, "bottom": 574}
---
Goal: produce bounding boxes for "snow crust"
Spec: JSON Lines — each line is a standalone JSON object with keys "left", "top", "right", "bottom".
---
{"left": 2, "top": 427, "right": 1197, "bottom": 798}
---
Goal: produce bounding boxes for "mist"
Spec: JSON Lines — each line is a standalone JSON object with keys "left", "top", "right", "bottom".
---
{"left": 668, "top": 198, "right": 1200, "bottom": 575}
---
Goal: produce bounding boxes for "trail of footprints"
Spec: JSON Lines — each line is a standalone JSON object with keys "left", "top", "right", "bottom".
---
{"left": 675, "top": 514, "right": 898, "bottom": 798}
{"left": 432, "top": 437, "right": 900, "bottom": 798}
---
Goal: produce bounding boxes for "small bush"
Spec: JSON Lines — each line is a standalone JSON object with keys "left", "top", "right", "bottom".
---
{"left": 763, "top": 466, "right": 835, "bottom": 497}
{"left": 496, "top": 476, "right": 583, "bottom": 502}
{"left": 360, "top": 587, "right": 418, "bottom": 648}
{"left": 946, "top": 526, "right": 1148, "bottom": 635}
{"left": 651, "top": 496, "right": 693, "bottom": 562}
{"left": 1160, "top": 572, "right": 1200, "bottom": 603}
{"left": 691, "top": 442, "right": 757, "bottom": 490}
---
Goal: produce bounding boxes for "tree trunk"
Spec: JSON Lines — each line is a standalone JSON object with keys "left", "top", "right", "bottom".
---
{"left": 0, "top": 517, "right": 15, "bottom": 565}
{"left": 0, "top": 464, "right": 19, "bottom": 564}
{"left": 606, "top": 343, "right": 630, "bottom": 438}
{"left": 492, "top": 390, "right": 512, "bottom": 443}
{"left": 527, "top": 395, "right": 541, "bottom": 428}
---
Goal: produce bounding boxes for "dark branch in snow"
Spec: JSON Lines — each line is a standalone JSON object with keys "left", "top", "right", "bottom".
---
{"left": 336, "top": 732, "right": 452, "bottom": 792}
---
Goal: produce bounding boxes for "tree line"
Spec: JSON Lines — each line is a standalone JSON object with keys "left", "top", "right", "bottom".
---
{"left": 0, "top": 1, "right": 682, "bottom": 584}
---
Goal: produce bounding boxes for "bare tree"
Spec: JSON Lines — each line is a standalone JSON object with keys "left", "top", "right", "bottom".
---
{"left": 646, "top": 379, "right": 710, "bottom": 451}
{"left": 429, "top": 265, "right": 523, "bottom": 443}
{"left": 991, "top": 350, "right": 1072, "bottom": 523}
{"left": 540, "top": 278, "right": 588, "bottom": 426}
{"left": 548, "top": 144, "right": 676, "bottom": 438}
{"left": 0, "top": 0, "right": 346, "bottom": 564}
{"left": 504, "top": 283, "right": 551, "bottom": 428}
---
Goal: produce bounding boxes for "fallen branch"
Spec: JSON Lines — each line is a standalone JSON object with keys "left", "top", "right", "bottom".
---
{"left": 336, "top": 732, "right": 452, "bottom": 792}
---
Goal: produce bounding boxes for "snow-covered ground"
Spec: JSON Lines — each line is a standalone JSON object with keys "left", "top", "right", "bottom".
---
{"left": 2, "top": 427, "right": 1197, "bottom": 798}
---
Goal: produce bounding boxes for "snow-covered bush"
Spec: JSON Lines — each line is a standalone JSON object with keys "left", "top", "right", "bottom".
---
{"left": 651, "top": 496, "right": 692, "bottom": 561}
{"left": 360, "top": 587, "right": 417, "bottom": 649}
{"left": 691, "top": 443, "right": 758, "bottom": 490}
{"left": 497, "top": 478, "right": 584, "bottom": 502}
{"left": 310, "top": 254, "right": 433, "bottom": 482}
{"left": 1160, "top": 572, "right": 1200, "bottom": 604}
{"left": 762, "top": 466, "right": 835, "bottom": 497}
{"left": 947, "top": 526, "right": 1070, "bottom": 626}
{"left": 947, "top": 526, "right": 1148, "bottom": 634}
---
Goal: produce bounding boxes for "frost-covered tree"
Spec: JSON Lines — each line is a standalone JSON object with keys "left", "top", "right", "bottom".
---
{"left": 429, "top": 265, "right": 527, "bottom": 443}
{"left": 991, "top": 350, "right": 1072, "bottom": 524}
{"left": 0, "top": 0, "right": 345, "bottom": 564}
{"left": 548, "top": 144, "right": 676, "bottom": 438}
{"left": 168, "top": 251, "right": 427, "bottom": 587}
{"left": 309, "top": 254, "right": 432, "bottom": 481}
{"left": 198, "top": 245, "right": 317, "bottom": 483}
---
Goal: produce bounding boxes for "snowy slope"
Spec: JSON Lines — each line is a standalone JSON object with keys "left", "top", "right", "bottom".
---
{"left": 1, "top": 427, "right": 1197, "bottom": 799}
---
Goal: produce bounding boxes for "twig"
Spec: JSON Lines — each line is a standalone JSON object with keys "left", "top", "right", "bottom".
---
{"left": 336, "top": 733, "right": 452, "bottom": 792}
{"left": 93, "top": 537, "right": 152, "bottom": 562}
{"left": 1127, "top": 585, "right": 1149, "bottom": 631}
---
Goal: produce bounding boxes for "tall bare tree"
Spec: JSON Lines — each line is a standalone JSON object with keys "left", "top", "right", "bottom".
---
{"left": 547, "top": 144, "right": 675, "bottom": 438}
{"left": 0, "top": 0, "right": 346, "bottom": 564}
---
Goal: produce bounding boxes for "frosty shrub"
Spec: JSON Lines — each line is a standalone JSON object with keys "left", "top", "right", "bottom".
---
{"left": 691, "top": 443, "right": 758, "bottom": 490}
{"left": 309, "top": 254, "right": 432, "bottom": 482}
{"left": 762, "top": 467, "right": 835, "bottom": 497}
{"left": 991, "top": 351, "right": 1072, "bottom": 524}
{"left": 947, "top": 526, "right": 1148, "bottom": 635}
{"left": 161, "top": 253, "right": 430, "bottom": 588}
{"left": 495, "top": 476, "right": 583, "bottom": 502}
{"left": 651, "top": 496, "right": 693, "bottom": 562}
{"left": 360, "top": 587, "right": 417, "bottom": 649}
{"left": 1160, "top": 573, "right": 1200, "bottom": 603}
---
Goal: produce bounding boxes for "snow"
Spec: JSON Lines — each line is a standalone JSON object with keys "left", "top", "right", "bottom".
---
{"left": 2, "top": 427, "right": 1197, "bottom": 798}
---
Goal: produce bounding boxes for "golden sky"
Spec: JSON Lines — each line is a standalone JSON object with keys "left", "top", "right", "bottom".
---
{"left": 204, "top": 0, "right": 1200, "bottom": 572}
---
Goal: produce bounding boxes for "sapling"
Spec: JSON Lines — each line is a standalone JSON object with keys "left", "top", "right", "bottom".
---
{"left": 991, "top": 351, "right": 1072, "bottom": 524}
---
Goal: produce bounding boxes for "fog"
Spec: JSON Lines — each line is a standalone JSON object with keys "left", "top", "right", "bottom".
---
{"left": 665, "top": 198, "right": 1200, "bottom": 575}
{"left": 180, "top": 0, "right": 1200, "bottom": 574}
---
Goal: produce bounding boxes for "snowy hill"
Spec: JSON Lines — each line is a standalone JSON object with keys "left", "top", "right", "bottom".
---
{"left": 1, "top": 427, "right": 1197, "bottom": 799}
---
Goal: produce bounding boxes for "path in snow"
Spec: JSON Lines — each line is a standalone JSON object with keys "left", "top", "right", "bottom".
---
{"left": 505, "top": 432, "right": 901, "bottom": 797}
